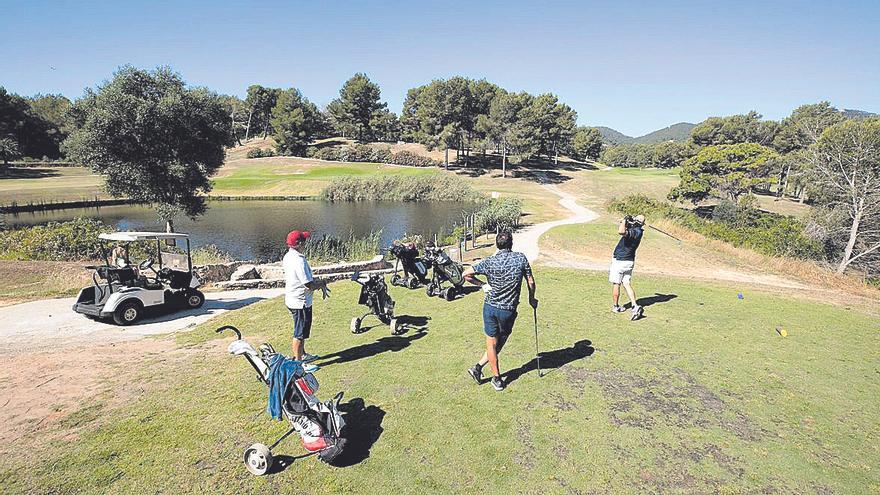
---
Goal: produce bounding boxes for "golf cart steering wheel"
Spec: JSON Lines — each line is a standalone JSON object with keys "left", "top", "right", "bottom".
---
{"left": 138, "top": 258, "right": 156, "bottom": 274}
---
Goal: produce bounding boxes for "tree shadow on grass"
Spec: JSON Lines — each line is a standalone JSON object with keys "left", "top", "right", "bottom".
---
{"left": 317, "top": 329, "right": 428, "bottom": 368}
{"left": 0, "top": 167, "right": 61, "bottom": 179}
{"left": 514, "top": 169, "right": 572, "bottom": 184}
{"left": 330, "top": 397, "right": 386, "bottom": 467}
{"left": 504, "top": 339, "right": 594, "bottom": 385}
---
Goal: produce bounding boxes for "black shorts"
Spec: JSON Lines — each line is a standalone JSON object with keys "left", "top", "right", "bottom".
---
{"left": 289, "top": 306, "right": 313, "bottom": 340}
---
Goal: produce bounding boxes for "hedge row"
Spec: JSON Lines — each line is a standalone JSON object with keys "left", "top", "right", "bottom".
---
{"left": 308, "top": 144, "right": 441, "bottom": 167}
{"left": 246, "top": 148, "right": 276, "bottom": 158}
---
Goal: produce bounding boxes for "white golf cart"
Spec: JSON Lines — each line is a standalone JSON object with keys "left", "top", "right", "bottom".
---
{"left": 72, "top": 232, "right": 205, "bottom": 325}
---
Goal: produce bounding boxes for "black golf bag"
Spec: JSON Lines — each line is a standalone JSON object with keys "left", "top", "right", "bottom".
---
{"left": 350, "top": 272, "right": 400, "bottom": 334}
{"left": 388, "top": 242, "right": 429, "bottom": 289}
{"left": 216, "top": 326, "right": 347, "bottom": 475}
{"left": 423, "top": 244, "right": 465, "bottom": 301}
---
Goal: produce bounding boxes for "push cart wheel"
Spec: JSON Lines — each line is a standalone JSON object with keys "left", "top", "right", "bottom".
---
{"left": 185, "top": 290, "right": 205, "bottom": 309}
{"left": 243, "top": 443, "right": 273, "bottom": 476}
{"left": 441, "top": 287, "right": 454, "bottom": 301}
{"left": 350, "top": 317, "right": 362, "bottom": 334}
{"left": 407, "top": 277, "right": 419, "bottom": 289}
{"left": 389, "top": 318, "right": 403, "bottom": 335}
{"left": 113, "top": 301, "right": 141, "bottom": 326}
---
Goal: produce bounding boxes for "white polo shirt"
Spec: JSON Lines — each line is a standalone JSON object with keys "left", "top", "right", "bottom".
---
{"left": 283, "top": 248, "right": 314, "bottom": 309}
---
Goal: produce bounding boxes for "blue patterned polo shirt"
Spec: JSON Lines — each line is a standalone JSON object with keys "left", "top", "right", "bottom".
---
{"left": 473, "top": 249, "right": 532, "bottom": 311}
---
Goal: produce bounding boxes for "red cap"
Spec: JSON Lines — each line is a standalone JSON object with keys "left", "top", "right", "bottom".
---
{"left": 286, "top": 230, "right": 311, "bottom": 247}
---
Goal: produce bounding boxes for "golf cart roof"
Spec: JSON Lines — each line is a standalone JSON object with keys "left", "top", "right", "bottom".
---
{"left": 99, "top": 232, "right": 190, "bottom": 242}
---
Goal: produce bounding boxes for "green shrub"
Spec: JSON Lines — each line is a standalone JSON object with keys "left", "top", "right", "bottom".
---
{"left": 191, "top": 244, "right": 233, "bottom": 265}
{"left": 609, "top": 195, "right": 825, "bottom": 260}
{"left": 300, "top": 230, "right": 381, "bottom": 263}
{"left": 322, "top": 174, "right": 478, "bottom": 202}
{"left": 474, "top": 197, "right": 523, "bottom": 233}
{"left": 389, "top": 150, "right": 440, "bottom": 167}
{"left": 246, "top": 148, "right": 275, "bottom": 159}
{"left": 0, "top": 218, "right": 111, "bottom": 261}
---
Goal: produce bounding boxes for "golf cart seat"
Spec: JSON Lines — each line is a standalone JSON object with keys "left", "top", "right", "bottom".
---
{"left": 158, "top": 268, "right": 193, "bottom": 289}
{"left": 94, "top": 265, "right": 138, "bottom": 286}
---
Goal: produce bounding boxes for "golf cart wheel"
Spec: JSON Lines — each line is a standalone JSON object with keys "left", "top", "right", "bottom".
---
{"left": 426, "top": 283, "right": 436, "bottom": 297}
{"left": 441, "top": 287, "right": 455, "bottom": 301}
{"left": 113, "top": 301, "right": 141, "bottom": 326}
{"left": 243, "top": 443, "right": 273, "bottom": 476}
{"left": 407, "top": 277, "right": 419, "bottom": 289}
{"left": 184, "top": 290, "right": 205, "bottom": 309}
{"left": 390, "top": 274, "right": 401, "bottom": 286}
{"left": 350, "top": 317, "right": 363, "bottom": 334}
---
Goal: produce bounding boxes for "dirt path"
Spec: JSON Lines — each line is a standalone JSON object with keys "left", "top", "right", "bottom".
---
{"left": 0, "top": 288, "right": 281, "bottom": 445}
{"left": 514, "top": 182, "right": 599, "bottom": 262}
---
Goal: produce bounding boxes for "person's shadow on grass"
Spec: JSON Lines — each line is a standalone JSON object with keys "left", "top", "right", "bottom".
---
{"left": 317, "top": 329, "right": 429, "bottom": 368}
{"left": 637, "top": 293, "right": 677, "bottom": 308}
{"left": 504, "top": 339, "right": 594, "bottom": 385}
{"left": 329, "top": 397, "right": 386, "bottom": 467}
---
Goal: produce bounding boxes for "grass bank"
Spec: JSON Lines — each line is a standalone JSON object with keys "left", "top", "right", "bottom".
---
{"left": 212, "top": 159, "right": 440, "bottom": 198}
{"left": 2, "top": 268, "right": 877, "bottom": 494}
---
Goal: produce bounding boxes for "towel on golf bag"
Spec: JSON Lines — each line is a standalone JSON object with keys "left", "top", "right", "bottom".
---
{"left": 266, "top": 353, "right": 304, "bottom": 420}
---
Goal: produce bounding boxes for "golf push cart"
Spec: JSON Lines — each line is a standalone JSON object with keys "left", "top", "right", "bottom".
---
{"left": 72, "top": 232, "right": 204, "bottom": 325}
{"left": 387, "top": 241, "right": 429, "bottom": 289}
{"left": 423, "top": 241, "right": 466, "bottom": 301}
{"left": 349, "top": 271, "right": 401, "bottom": 335}
{"left": 216, "top": 326, "right": 347, "bottom": 474}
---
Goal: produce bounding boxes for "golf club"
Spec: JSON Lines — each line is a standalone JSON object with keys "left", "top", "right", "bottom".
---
{"left": 646, "top": 224, "right": 683, "bottom": 245}
{"left": 533, "top": 306, "right": 542, "bottom": 377}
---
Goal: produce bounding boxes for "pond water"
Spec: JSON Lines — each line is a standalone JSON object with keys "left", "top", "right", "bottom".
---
{"left": 3, "top": 200, "right": 475, "bottom": 261}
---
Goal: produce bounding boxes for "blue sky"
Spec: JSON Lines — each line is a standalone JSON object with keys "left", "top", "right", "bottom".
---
{"left": 2, "top": 0, "right": 878, "bottom": 136}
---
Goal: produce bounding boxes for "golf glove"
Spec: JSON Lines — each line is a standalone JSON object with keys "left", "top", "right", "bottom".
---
{"left": 482, "top": 283, "right": 493, "bottom": 293}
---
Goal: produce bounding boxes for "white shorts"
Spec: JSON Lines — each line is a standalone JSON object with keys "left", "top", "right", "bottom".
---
{"left": 609, "top": 258, "right": 635, "bottom": 284}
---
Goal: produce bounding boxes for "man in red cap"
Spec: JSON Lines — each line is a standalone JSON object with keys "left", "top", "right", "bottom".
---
{"left": 283, "top": 230, "right": 328, "bottom": 371}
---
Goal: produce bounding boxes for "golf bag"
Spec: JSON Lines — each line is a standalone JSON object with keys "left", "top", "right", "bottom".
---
{"left": 423, "top": 243, "right": 466, "bottom": 301}
{"left": 216, "top": 326, "right": 347, "bottom": 475}
{"left": 350, "top": 271, "right": 400, "bottom": 335}
{"left": 388, "top": 242, "right": 429, "bottom": 289}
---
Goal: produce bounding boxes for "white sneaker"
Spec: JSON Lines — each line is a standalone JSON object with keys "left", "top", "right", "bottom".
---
{"left": 302, "top": 363, "right": 320, "bottom": 373}
{"left": 611, "top": 305, "right": 626, "bottom": 313}
{"left": 631, "top": 305, "right": 644, "bottom": 321}
{"left": 300, "top": 352, "right": 320, "bottom": 363}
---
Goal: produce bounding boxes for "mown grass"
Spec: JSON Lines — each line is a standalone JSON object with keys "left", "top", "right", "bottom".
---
{"left": 212, "top": 160, "right": 440, "bottom": 197}
{"left": 2, "top": 268, "right": 877, "bottom": 494}
{"left": 0, "top": 166, "right": 106, "bottom": 206}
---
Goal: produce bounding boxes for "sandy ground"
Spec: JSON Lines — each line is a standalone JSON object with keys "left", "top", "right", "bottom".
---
{"left": 0, "top": 288, "right": 282, "bottom": 443}
{"left": 0, "top": 288, "right": 282, "bottom": 356}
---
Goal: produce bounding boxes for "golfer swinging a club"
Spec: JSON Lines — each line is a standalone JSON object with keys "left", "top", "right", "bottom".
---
{"left": 463, "top": 231, "right": 538, "bottom": 391}
{"left": 610, "top": 214, "right": 645, "bottom": 320}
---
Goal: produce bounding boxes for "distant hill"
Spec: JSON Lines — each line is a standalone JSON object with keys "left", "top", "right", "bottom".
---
{"left": 632, "top": 122, "right": 696, "bottom": 143}
{"left": 595, "top": 122, "right": 696, "bottom": 145}
{"left": 596, "top": 126, "right": 635, "bottom": 145}
{"left": 842, "top": 109, "right": 876, "bottom": 120}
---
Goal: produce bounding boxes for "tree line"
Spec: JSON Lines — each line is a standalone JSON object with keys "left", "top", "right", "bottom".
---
{"left": 3, "top": 66, "right": 875, "bottom": 275}
{"left": 645, "top": 104, "right": 879, "bottom": 276}
{"left": 0, "top": 88, "right": 71, "bottom": 165}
